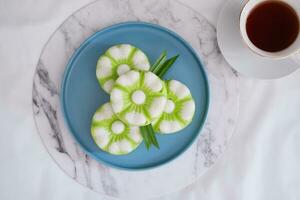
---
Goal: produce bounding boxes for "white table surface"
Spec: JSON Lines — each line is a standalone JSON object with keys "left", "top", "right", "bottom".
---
{"left": 1, "top": 0, "right": 300, "bottom": 199}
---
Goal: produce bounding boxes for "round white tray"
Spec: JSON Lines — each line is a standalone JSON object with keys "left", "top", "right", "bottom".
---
{"left": 32, "top": 0, "right": 239, "bottom": 198}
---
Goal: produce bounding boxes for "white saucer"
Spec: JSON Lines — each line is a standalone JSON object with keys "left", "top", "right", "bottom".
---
{"left": 217, "top": 0, "right": 300, "bottom": 79}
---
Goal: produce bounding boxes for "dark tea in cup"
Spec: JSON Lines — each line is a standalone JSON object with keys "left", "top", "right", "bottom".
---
{"left": 246, "top": 1, "right": 299, "bottom": 52}
{"left": 240, "top": 0, "right": 300, "bottom": 58}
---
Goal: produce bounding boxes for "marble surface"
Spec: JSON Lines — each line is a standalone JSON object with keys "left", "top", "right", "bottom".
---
{"left": 2, "top": 0, "right": 300, "bottom": 199}
{"left": 32, "top": 0, "right": 239, "bottom": 198}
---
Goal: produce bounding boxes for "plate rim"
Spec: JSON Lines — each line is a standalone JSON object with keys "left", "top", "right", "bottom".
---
{"left": 60, "top": 21, "right": 210, "bottom": 170}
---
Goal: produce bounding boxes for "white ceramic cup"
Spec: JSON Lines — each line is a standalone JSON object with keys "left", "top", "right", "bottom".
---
{"left": 240, "top": 0, "right": 300, "bottom": 59}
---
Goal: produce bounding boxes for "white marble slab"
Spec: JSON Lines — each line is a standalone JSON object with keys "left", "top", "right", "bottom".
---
{"left": 32, "top": 0, "right": 239, "bottom": 198}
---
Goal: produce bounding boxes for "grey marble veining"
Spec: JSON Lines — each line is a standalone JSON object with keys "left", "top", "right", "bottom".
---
{"left": 32, "top": 0, "right": 239, "bottom": 198}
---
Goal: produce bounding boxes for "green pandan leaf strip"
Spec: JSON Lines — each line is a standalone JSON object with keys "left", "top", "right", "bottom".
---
{"left": 156, "top": 55, "right": 179, "bottom": 78}
{"left": 145, "top": 124, "right": 159, "bottom": 148}
{"left": 139, "top": 126, "right": 151, "bottom": 149}
{"left": 152, "top": 80, "right": 195, "bottom": 134}
{"left": 110, "top": 70, "right": 168, "bottom": 127}
{"left": 96, "top": 44, "right": 151, "bottom": 93}
{"left": 151, "top": 51, "right": 167, "bottom": 72}
{"left": 91, "top": 102, "right": 143, "bottom": 155}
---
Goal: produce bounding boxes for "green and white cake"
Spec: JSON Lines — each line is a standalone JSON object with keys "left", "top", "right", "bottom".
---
{"left": 92, "top": 44, "right": 196, "bottom": 154}
{"left": 110, "top": 70, "right": 168, "bottom": 126}
{"left": 152, "top": 80, "right": 195, "bottom": 134}
{"left": 96, "top": 44, "right": 150, "bottom": 93}
{"left": 91, "top": 102, "right": 143, "bottom": 155}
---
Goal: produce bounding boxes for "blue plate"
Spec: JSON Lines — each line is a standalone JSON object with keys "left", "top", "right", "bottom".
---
{"left": 61, "top": 22, "right": 209, "bottom": 170}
